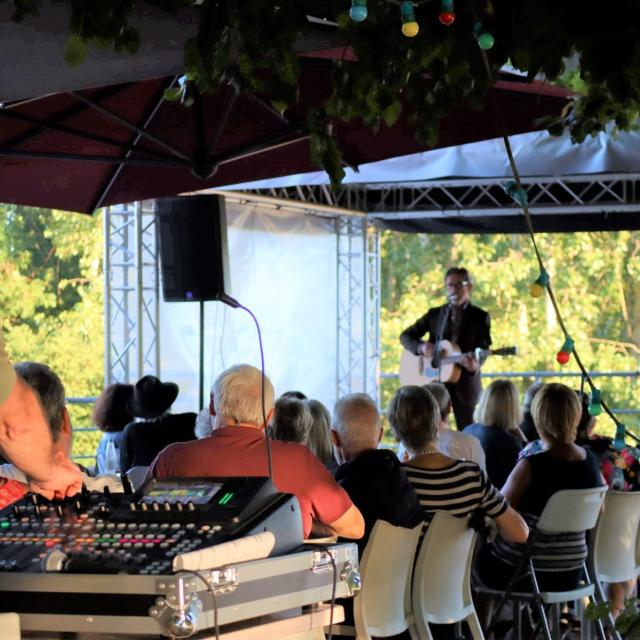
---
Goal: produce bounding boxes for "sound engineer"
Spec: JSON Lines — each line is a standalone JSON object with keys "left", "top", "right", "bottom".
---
{"left": 0, "top": 330, "right": 82, "bottom": 499}
{"left": 146, "top": 364, "right": 365, "bottom": 540}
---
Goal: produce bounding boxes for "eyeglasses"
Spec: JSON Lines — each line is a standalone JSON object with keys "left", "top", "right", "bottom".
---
{"left": 445, "top": 280, "right": 469, "bottom": 290}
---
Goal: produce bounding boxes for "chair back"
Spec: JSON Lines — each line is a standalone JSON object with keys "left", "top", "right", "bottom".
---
{"left": 412, "top": 511, "right": 477, "bottom": 625}
{"left": 353, "top": 520, "right": 422, "bottom": 639}
{"left": 592, "top": 490, "right": 640, "bottom": 583}
{"left": 537, "top": 486, "right": 607, "bottom": 533}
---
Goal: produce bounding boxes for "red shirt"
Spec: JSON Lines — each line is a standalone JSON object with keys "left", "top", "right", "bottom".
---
{"left": 147, "top": 426, "right": 353, "bottom": 537}
{"left": 0, "top": 479, "right": 26, "bottom": 510}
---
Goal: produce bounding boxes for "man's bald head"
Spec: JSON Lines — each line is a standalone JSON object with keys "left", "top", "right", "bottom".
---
{"left": 332, "top": 393, "right": 381, "bottom": 461}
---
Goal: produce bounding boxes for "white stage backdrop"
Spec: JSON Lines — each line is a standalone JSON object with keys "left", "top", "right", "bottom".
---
{"left": 158, "top": 201, "right": 338, "bottom": 415}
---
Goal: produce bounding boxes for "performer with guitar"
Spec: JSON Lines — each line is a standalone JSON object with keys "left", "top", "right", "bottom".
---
{"left": 400, "top": 267, "right": 491, "bottom": 430}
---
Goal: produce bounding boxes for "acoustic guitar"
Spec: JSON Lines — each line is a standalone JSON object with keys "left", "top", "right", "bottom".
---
{"left": 399, "top": 340, "right": 517, "bottom": 386}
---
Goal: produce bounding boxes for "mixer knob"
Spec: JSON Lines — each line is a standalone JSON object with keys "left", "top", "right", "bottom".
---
{"left": 176, "top": 503, "right": 184, "bottom": 512}
{"left": 163, "top": 502, "right": 171, "bottom": 512}
{"left": 152, "top": 502, "right": 160, "bottom": 512}
{"left": 129, "top": 503, "right": 136, "bottom": 512}
{"left": 140, "top": 503, "right": 148, "bottom": 512}
{"left": 187, "top": 502, "right": 195, "bottom": 511}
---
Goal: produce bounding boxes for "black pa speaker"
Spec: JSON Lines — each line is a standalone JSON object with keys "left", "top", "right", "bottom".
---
{"left": 156, "top": 195, "right": 230, "bottom": 302}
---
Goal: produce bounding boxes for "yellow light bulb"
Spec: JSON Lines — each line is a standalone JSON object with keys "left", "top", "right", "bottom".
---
{"left": 402, "top": 21, "right": 419, "bottom": 37}
{"left": 530, "top": 282, "right": 544, "bottom": 298}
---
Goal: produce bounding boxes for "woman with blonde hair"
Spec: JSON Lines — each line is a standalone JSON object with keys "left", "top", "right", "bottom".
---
{"left": 304, "top": 399, "right": 338, "bottom": 471}
{"left": 463, "top": 379, "right": 525, "bottom": 487}
{"left": 477, "top": 382, "right": 604, "bottom": 592}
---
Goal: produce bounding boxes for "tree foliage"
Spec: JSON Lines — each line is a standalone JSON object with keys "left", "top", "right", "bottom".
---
{"left": 381, "top": 229, "right": 640, "bottom": 438}
{"left": 2, "top": 0, "right": 640, "bottom": 186}
{"left": 0, "top": 205, "right": 104, "bottom": 461}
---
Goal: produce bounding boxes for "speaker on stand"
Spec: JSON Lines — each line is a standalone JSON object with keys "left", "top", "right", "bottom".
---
{"left": 156, "top": 194, "right": 231, "bottom": 409}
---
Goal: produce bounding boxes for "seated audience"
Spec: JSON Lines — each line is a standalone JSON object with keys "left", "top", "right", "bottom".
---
{"left": 388, "top": 385, "right": 527, "bottom": 543}
{"left": 194, "top": 407, "right": 215, "bottom": 439}
{"left": 520, "top": 382, "right": 545, "bottom": 442}
{"left": 145, "top": 364, "right": 364, "bottom": 540}
{"left": 0, "top": 362, "right": 122, "bottom": 508}
{"left": 463, "top": 379, "right": 525, "bottom": 488}
{"left": 397, "top": 383, "right": 486, "bottom": 470}
{"left": 332, "top": 392, "right": 422, "bottom": 552}
{"left": 476, "top": 383, "right": 604, "bottom": 592}
{"left": 280, "top": 390, "right": 307, "bottom": 400}
{"left": 270, "top": 396, "right": 312, "bottom": 445}
{"left": 119, "top": 375, "right": 196, "bottom": 471}
{"left": 93, "top": 383, "right": 134, "bottom": 474}
{"left": 305, "top": 398, "right": 339, "bottom": 472}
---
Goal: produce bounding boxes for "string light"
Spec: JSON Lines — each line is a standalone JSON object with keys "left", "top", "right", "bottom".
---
{"left": 474, "top": 21, "right": 494, "bottom": 50}
{"left": 439, "top": 0, "right": 455, "bottom": 25}
{"left": 504, "top": 180, "right": 528, "bottom": 207}
{"left": 613, "top": 423, "right": 626, "bottom": 451}
{"left": 555, "top": 336, "right": 574, "bottom": 365}
{"left": 529, "top": 269, "right": 549, "bottom": 298}
{"left": 400, "top": 1, "right": 419, "bottom": 37}
{"left": 349, "top": 0, "right": 368, "bottom": 22}
{"left": 588, "top": 388, "right": 603, "bottom": 416}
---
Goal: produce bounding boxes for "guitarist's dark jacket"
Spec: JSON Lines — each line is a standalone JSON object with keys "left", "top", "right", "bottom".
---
{"left": 400, "top": 303, "right": 491, "bottom": 429}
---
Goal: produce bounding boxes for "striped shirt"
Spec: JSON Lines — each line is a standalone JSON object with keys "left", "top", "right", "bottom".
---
{"left": 401, "top": 459, "right": 507, "bottom": 539}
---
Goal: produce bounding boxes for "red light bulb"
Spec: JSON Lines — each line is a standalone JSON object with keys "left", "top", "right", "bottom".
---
{"left": 439, "top": 11, "right": 455, "bottom": 25}
{"left": 556, "top": 350, "right": 570, "bottom": 365}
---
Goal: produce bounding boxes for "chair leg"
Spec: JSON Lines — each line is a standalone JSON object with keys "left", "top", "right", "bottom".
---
{"left": 528, "top": 561, "right": 552, "bottom": 640}
{"left": 465, "top": 611, "right": 485, "bottom": 640}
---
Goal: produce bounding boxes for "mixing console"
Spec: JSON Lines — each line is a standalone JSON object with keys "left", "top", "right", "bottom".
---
{"left": 0, "top": 477, "right": 302, "bottom": 576}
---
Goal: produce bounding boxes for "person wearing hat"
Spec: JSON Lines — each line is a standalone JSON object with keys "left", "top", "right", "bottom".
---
{"left": 119, "top": 375, "right": 197, "bottom": 472}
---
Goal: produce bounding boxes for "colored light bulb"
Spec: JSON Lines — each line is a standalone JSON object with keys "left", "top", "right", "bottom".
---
{"left": 474, "top": 21, "right": 494, "bottom": 50}
{"left": 400, "top": 1, "right": 419, "bottom": 37}
{"left": 439, "top": 0, "right": 455, "bottom": 25}
{"left": 530, "top": 269, "right": 550, "bottom": 298}
{"left": 556, "top": 336, "right": 574, "bottom": 365}
{"left": 613, "top": 423, "right": 626, "bottom": 451}
{"left": 588, "top": 389, "right": 603, "bottom": 416}
{"left": 350, "top": 0, "right": 368, "bottom": 22}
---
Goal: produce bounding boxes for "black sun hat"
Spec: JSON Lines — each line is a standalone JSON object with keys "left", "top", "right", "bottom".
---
{"left": 128, "top": 375, "right": 179, "bottom": 419}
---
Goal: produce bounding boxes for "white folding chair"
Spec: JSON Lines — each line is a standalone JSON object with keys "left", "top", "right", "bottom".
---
{"left": 328, "top": 520, "right": 422, "bottom": 639}
{"left": 590, "top": 490, "right": 640, "bottom": 640}
{"left": 410, "top": 511, "right": 483, "bottom": 640}
{"left": 479, "top": 486, "right": 608, "bottom": 640}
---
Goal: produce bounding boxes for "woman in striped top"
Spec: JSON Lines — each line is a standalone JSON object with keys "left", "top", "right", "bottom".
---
{"left": 388, "top": 385, "right": 528, "bottom": 543}
{"left": 476, "top": 383, "right": 604, "bottom": 591}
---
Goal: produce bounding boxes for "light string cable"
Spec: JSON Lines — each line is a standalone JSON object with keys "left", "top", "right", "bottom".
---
{"left": 471, "top": 4, "right": 635, "bottom": 443}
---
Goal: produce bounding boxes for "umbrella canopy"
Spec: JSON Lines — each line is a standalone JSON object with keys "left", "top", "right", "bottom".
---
{"left": 0, "top": 59, "right": 570, "bottom": 214}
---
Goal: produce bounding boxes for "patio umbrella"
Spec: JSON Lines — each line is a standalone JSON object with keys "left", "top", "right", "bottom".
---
{"left": 0, "top": 58, "right": 570, "bottom": 214}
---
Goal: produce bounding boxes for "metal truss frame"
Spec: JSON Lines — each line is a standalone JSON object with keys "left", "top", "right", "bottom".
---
{"left": 243, "top": 173, "right": 640, "bottom": 220}
{"left": 104, "top": 201, "right": 160, "bottom": 385}
{"left": 335, "top": 216, "right": 380, "bottom": 402}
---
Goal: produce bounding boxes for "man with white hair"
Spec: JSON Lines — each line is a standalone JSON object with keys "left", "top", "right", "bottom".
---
{"left": 146, "top": 364, "right": 364, "bottom": 540}
{"left": 332, "top": 393, "right": 421, "bottom": 551}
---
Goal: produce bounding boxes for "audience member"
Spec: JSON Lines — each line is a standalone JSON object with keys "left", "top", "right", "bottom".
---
{"left": 519, "top": 382, "right": 545, "bottom": 442}
{"left": 388, "top": 385, "right": 527, "bottom": 543}
{"left": 305, "top": 398, "right": 339, "bottom": 471}
{"left": 0, "top": 330, "right": 81, "bottom": 498}
{"left": 270, "top": 396, "right": 312, "bottom": 445}
{"left": 279, "top": 390, "right": 307, "bottom": 400}
{"left": 332, "top": 392, "right": 421, "bottom": 552}
{"left": 476, "top": 383, "right": 604, "bottom": 592}
{"left": 119, "top": 375, "right": 196, "bottom": 471}
{"left": 145, "top": 365, "right": 364, "bottom": 540}
{"left": 463, "top": 379, "right": 525, "bottom": 488}
{"left": 0, "top": 362, "right": 122, "bottom": 506}
{"left": 93, "top": 383, "right": 134, "bottom": 474}
{"left": 194, "top": 407, "right": 215, "bottom": 439}
{"left": 397, "top": 383, "right": 486, "bottom": 470}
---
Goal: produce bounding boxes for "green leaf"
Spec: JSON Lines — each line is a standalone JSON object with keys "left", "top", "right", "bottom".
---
{"left": 163, "top": 87, "right": 183, "bottom": 102}
{"left": 382, "top": 100, "right": 402, "bottom": 128}
{"left": 271, "top": 100, "right": 288, "bottom": 115}
{"left": 63, "top": 34, "right": 89, "bottom": 68}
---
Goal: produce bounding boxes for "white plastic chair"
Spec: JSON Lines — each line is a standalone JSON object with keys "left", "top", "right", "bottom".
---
{"left": 329, "top": 520, "right": 422, "bottom": 638}
{"left": 0, "top": 613, "right": 20, "bottom": 639}
{"left": 479, "top": 486, "right": 608, "bottom": 640}
{"left": 590, "top": 490, "right": 640, "bottom": 640}
{"left": 410, "top": 511, "right": 483, "bottom": 640}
